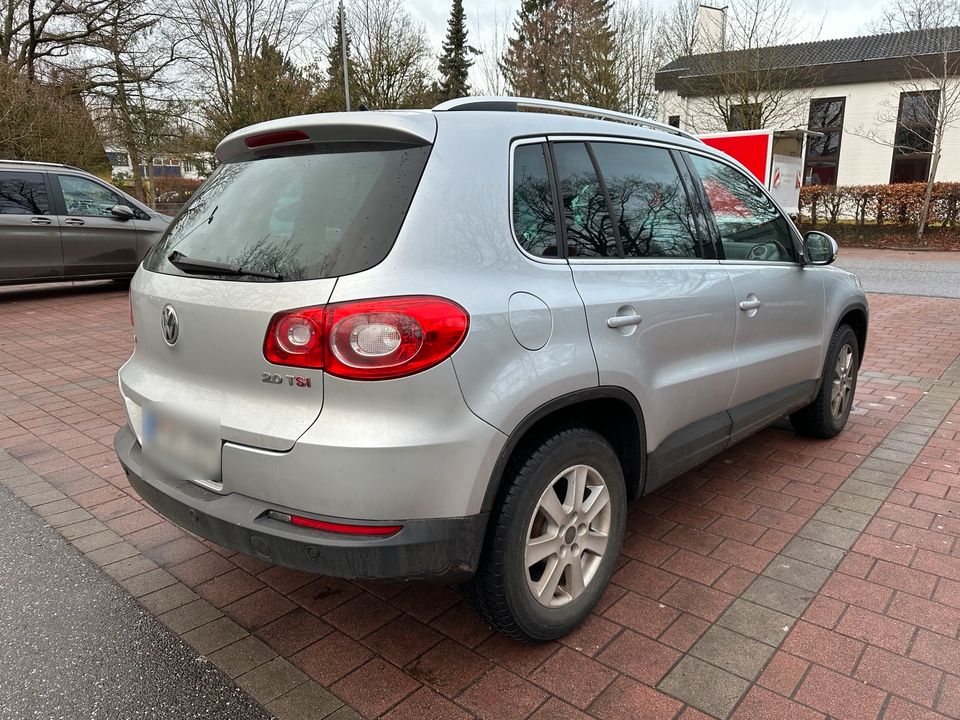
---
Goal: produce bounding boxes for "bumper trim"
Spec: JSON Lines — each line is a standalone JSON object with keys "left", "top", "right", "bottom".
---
{"left": 114, "top": 426, "right": 486, "bottom": 581}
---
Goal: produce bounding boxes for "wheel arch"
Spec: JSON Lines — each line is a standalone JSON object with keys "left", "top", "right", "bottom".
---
{"left": 481, "top": 387, "right": 647, "bottom": 514}
{"left": 837, "top": 302, "right": 868, "bottom": 361}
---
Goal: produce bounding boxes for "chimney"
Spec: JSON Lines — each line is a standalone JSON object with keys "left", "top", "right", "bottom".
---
{"left": 695, "top": 4, "right": 727, "bottom": 53}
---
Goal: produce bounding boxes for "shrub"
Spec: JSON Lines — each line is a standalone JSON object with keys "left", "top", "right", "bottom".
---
{"left": 799, "top": 182, "right": 960, "bottom": 227}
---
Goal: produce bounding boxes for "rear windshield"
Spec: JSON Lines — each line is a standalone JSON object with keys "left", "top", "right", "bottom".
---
{"left": 144, "top": 142, "right": 430, "bottom": 281}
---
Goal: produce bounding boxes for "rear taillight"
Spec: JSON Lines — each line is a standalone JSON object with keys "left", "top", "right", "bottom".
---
{"left": 263, "top": 296, "right": 469, "bottom": 380}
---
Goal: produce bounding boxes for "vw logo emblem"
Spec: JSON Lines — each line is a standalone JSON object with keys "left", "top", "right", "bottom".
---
{"left": 161, "top": 305, "right": 179, "bottom": 346}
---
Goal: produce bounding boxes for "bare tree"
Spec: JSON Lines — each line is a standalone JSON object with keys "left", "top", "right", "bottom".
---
{"left": 170, "top": 0, "right": 316, "bottom": 139}
{"left": 348, "top": 0, "right": 431, "bottom": 108}
{"left": 659, "top": 0, "right": 699, "bottom": 62}
{"left": 472, "top": 0, "right": 509, "bottom": 96}
{"left": 661, "top": 0, "right": 821, "bottom": 131}
{"left": 859, "top": 0, "right": 960, "bottom": 240}
{"left": 614, "top": 0, "right": 664, "bottom": 116}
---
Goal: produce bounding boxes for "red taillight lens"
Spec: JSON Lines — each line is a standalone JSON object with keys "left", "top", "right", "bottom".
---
{"left": 263, "top": 296, "right": 469, "bottom": 380}
{"left": 244, "top": 129, "right": 310, "bottom": 148}
{"left": 268, "top": 510, "right": 401, "bottom": 536}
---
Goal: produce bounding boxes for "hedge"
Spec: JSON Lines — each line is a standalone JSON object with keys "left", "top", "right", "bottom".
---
{"left": 799, "top": 182, "right": 960, "bottom": 227}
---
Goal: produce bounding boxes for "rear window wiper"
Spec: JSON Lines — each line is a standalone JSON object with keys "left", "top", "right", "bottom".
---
{"left": 168, "top": 251, "right": 283, "bottom": 281}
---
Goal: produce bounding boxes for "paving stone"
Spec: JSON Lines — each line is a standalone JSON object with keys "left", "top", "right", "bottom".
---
{"left": 742, "top": 576, "right": 816, "bottom": 617}
{"left": 781, "top": 537, "right": 846, "bottom": 570}
{"left": 659, "top": 655, "right": 751, "bottom": 718}
{"left": 158, "top": 598, "right": 221, "bottom": 633}
{"left": 120, "top": 568, "right": 179, "bottom": 598}
{"left": 237, "top": 656, "right": 308, "bottom": 704}
{"left": 101, "top": 554, "right": 157, "bottom": 581}
{"left": 717, "top": 599, "right": 794, "bottom": 646}
{"left": 207, "top": 635, "right": 276, "bottom": 678}
{"left": 86, "top": 541, "right": 139, "bottom": 566}
{"left": 689, "top": 625, "right": 775, "bottom": 680}
{"left": 837, "top": 478, "right": 891, "bottom": 501}
{"left": 175, "top": 607, "right": 248, "bottom": 649}
{"left": 764, "top": 556, "right": 832, "bottom": 594}
{"left": 266, "top": 681, "right": 342, "bottom": 720}
{"left": 138, "top": 582, "right": 199, "bottom": 615}
{"left": 827, "top": 492, "right": 884, "bottom": 515}
{"left": 812, "top": 505, "right": 873, "bottom": 532}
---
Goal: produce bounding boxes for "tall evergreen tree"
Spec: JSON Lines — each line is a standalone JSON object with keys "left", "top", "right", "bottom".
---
{"left": 322, "top": 9, "right": 356, "bottom": 111}
{"left": 502, "top": 0, "right": 620, "bottom": 108}
{"left": 436, "top": 0, "right": 478, "bottom": 100}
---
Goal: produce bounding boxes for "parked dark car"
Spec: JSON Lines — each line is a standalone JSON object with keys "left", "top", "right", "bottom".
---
{"left": 0, "top": 160, "right": 170, "bottom": 285}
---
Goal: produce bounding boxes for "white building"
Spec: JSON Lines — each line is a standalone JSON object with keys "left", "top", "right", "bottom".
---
{"left": 104, "top": 148, "right": 206, "bottom": 181}
{"left": 655, "top": 23, "right": 960, "bottom": 187}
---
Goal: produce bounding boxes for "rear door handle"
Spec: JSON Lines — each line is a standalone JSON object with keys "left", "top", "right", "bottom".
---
{"left": 607, "top": 313, "right": 643, "bottom": 329}
{"left": 64, "top": 218, "right": 85, "bottom": 226}
{"left": 29, "top": 217, "right": 52, "bottom": 225}
{"left": 739, "top": 299, "right": 762, "bottom": 311}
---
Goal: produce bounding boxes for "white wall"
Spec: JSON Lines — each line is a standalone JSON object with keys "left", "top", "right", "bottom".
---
{"left": 659, "top": 79, "right": 960, "bottom": 186}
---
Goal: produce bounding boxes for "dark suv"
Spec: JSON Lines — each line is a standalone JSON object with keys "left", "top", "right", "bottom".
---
{"left": 0, "top": 160, "right": 170, "bottom": 285}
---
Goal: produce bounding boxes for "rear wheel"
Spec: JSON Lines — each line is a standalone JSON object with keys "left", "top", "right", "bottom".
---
{"left": 465, "top": 426, "right": 626, "bottom": 641}
{"left": 790, "top": 324, "right": 859, "bottom": 438}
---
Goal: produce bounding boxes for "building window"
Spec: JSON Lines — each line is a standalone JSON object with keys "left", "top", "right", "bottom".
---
{"left": 728, "top": 103, "right": 761, "bottom": 131}
{"left": 804, "top": 97, "right": 845, "bottom": 186}
{"left": 890, "top": 90, "right": 939, "bottom": 183}
{"left": 668, "top": 115, "right": 681, "bottom": 128}
{"left": 106, "top": 151, "right": 130, "bottom": 167}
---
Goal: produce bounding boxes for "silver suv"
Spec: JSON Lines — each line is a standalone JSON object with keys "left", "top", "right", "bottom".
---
{"left": 0, "top": 160, "right": 169, "bottom": 285}
{"left": 113, "top": 97, "right": 868, "bottom": 640}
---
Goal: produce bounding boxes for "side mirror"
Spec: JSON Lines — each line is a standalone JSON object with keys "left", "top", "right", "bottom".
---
{"left": 803, "top": 231, "right": 838, "bottom": 265}
{"left": 111, "top": 204, "right": 135, "bottom": 220}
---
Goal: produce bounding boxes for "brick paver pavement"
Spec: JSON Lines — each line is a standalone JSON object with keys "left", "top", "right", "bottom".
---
{"left": 2, "top": 282, "right": 960, "bottom": 720}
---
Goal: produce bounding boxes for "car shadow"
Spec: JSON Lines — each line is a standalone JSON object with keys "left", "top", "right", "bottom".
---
{"left": 0, "top": 280, "right": 126, "bottom": 302}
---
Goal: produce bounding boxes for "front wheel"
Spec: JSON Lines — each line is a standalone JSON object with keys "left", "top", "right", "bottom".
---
{"left": 790, "top": 324, "right": 859, "bottom": 438}
{"left": 464, "top": 426, "right": 627, "bottom": 641}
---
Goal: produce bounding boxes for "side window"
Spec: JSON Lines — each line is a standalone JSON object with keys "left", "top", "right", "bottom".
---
{"left": 688, "top": 153, "right": 796, "bottom": 262}
{"left": 57, "top": 175, "right": 122, "bottom": 217}
{"left": 512, "top": 144, "right": 558, "bottom": 257}
{"left": 0, "top": 171, "right": 50, "bottom": 215}
{"left": 552, "top": 143, "right": 616, "bottom": 257}
{"left": 590, "top": 142, "right": 701, "bottom": 259}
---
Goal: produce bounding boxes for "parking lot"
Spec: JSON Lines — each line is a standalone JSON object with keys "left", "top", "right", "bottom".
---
{"left": 2, "top": 281, "right": 960, "bottom": 720}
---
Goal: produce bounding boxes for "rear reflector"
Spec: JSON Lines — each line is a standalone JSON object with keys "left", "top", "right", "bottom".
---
{"left": 268, "top": 510, "right": 402, "bottom": 536}
{"left": 244, "top": 129, "right": 310, "bottom": 148}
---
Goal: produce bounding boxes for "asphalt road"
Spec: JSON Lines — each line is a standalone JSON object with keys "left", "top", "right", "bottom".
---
{"left": 836, "top": 251, "right": 960, "bottom": 298}
{"left": 0, "top": 482, "right": 273, "bottom": 720}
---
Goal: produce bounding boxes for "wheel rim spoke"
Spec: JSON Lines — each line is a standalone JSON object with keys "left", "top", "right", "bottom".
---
{"left": 567, "top": 558, "right": 585, "bottom": 597}
{"left": 536, "top": 556, "right": 566, "bottom": 601}
{"left": 526, "top": 534, "right": 560, "bottom": 567}
{"left": 538, "top": 489, "right": 567, "bottom": 527}
{"left": 581, "top": 484, "right": 609, "bottom": 525}
{"left": 580, "top": 530, "right": 608, "bottom": 556}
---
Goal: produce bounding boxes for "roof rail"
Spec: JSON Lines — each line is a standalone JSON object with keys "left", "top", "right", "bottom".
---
{"left": 0, "top": 159, "right": 82, "bottom": 171}
{"left": 433, "top": 96, "right": 702, "bottom": 143}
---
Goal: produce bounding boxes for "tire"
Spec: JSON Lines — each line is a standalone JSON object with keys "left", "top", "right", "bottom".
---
{"left": 464, "top": 426, "right": 627, "bottom": 641}
{"left": 790, "top": 324, "right": 859, "bottom": 439}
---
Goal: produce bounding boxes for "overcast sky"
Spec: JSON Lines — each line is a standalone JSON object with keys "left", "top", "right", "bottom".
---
{"left": 397, "top": 0, "right": 888, "bottom": 92}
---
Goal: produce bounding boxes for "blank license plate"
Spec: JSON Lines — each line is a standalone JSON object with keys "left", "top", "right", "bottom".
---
{"left": 142, "top": 404, "right": 221, "bottom": 482}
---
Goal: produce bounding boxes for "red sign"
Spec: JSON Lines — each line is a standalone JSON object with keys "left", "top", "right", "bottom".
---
{"left": 699, "top": 133, "right": 770, "bottom": 184}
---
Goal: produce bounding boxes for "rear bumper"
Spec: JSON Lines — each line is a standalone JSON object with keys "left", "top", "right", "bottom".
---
{"left": 114, "top": 426, "right": 486, "bottom": 581}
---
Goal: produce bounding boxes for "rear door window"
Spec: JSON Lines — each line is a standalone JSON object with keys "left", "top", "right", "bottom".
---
{"left": 512, "top": 144, "right": 558, "bottom": 257}
{"left": 144, "top": 142, "right": 430, "bottom": 281}
{"left": 552, "top": 142, "right": 617, "bottom": 258}
{"left": 589, "top": 142, "right": 702, "bottom": 259}
{"left": 0, "top": 171, "right": 50, "bottom": 214}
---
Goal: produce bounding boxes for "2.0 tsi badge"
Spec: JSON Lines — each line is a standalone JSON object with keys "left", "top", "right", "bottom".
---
{"left": 161, "top": 305, "right": 179, "bottom": 346}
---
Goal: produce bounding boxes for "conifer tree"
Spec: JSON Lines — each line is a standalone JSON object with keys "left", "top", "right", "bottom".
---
{"left": 436, "top": 0, "right": 478, "bottom": 100}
